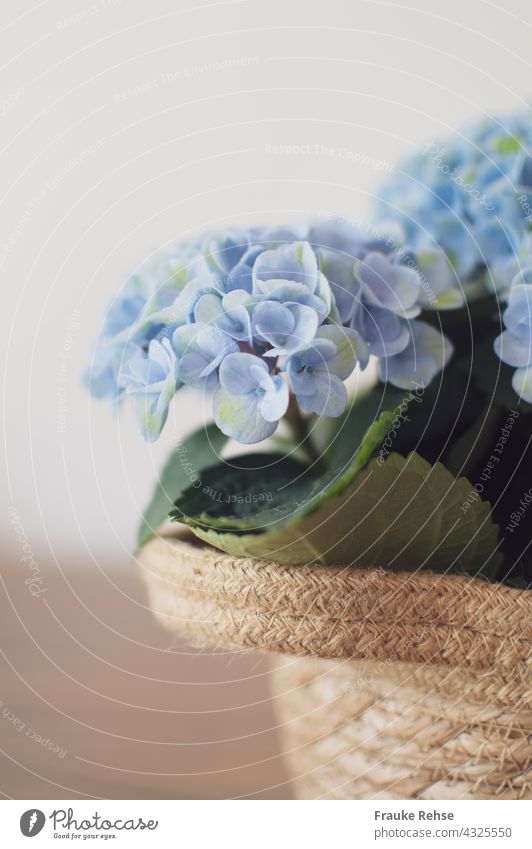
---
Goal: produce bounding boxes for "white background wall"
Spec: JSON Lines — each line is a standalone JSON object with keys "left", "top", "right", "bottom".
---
{"left": 2, "top": 0, "right": 532, "bottom": 567}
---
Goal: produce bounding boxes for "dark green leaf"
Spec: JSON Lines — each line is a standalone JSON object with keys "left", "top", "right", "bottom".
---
{"left": 170, "top": 403, "right": 398, "bottom": 535}
{"left": 136, "top": 423, "right": 227, "bottom": 549}
{"left": 170, "top": 453, "right": 311, "bottom": 532}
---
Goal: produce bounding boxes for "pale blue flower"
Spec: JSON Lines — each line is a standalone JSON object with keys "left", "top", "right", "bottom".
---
{"left": 487, "top": 232, "right": 532, "bottom": 296}
{"left": 494, "top": 282, "right": 532, "bottom": 402}
{"left": 306, "top": 220, "right": 365, "bottom": 323}
{"left": 194, "top": 289, "right": 258, "bottom": 345}
{"left": 254, "top": 276, "right": 332, "bottom": 321}
{"left": 122, "top": 337, "right": 178, "bottom": 442}
{"left": 379, "top": 321, "right": 453, "bottom": 390}
{"left": 306, "top": 219, "right": 366, "bottom": 255}
{"left": 202, "top": 228, "right": 251, "bottom": 275}
{"left": 201, "top": 227, "right": 278, "bottom": 292}
{"left": 252, "top": 241, "right": 332, "bottom": 318}
{"left": 252, "top": 301, "right": 319, "bottom": 356}
{"left": 355, "top": 251, "right": 422, "bottom": 317}
{"left": 84, "top": 338, "right": 143, "bottom": 400}
{"left": 407, "top": 248, "right": 464, "bottom": 309}
{"left": 103, "top": 285, "right": 146, "bottom": 338}
{"left": 214, "top": 353, "right": 289, "bottom": 443}
{"left": 173, "top": 325, "right": 238, "bottom": 390}
{"left": 351, "top": 303, "right": 410, "bottom": 358}
{"left": 171, "top": 275, "right": 226, "bottom": 325}
{"left": 309, "top": 218, "right": 463, "bottom": 319}
{"left": 253, "top": 240, "right": 320, "bottom": 287}
{"left": 314, "top": 247, "right": 359, "bottom": 322}
{"left": 113, "top": 247, "right": 210, "bottom": 343}
{"left": 222, "top": 245, "right": 265, "bottom": 293}
{"left": 285, "top": 326, "right": 367, "bottom": 416}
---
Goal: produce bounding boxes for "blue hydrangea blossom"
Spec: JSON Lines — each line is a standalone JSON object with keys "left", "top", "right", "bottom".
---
{"left": 86, "top": 219, "right": 459, "bottom": 444}
{"left": 376, "top": 108, "right": 532, "bottom": 289}
{"left": 286, "top": 326, "right": 367, "bottom": 416}
{"left": 214, "top": 353, "right": 289, "bottom": 443}
{"left": 375, "top": 106, "right": 532, "bottom": 404}
{"left": 378, "top": 321, "right": 453, "bottom": 390}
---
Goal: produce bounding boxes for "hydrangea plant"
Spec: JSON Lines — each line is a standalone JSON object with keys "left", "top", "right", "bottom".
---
{"left": 87, "top": 111, "right": 532, "bottom": 586}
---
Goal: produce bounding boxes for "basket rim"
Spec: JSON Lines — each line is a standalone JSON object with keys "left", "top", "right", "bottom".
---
{"left": 139, "top": 532, "right": 531, "bottom": 677}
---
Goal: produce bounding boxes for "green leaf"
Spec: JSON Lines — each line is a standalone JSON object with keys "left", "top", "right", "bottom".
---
{"left": 170, "top": 403, "right": 400, "bottom": 537}
{"left": 170, "top": 453, "right": 311, "bottom": 532}
{"left": 187, "top": 452, "right": 501, "bottom": 577}
{"left": 136, "top": 423, "right": 227, "bottom": 549}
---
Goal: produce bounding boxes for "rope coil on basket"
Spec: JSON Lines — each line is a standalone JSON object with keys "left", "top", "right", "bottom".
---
{"left": 139, "top": 533, "right": 532, "bottom": 800}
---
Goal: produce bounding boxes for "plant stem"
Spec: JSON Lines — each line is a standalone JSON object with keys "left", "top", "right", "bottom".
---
{"left": 285, "top": 397, "right": 324, "bottom": 471}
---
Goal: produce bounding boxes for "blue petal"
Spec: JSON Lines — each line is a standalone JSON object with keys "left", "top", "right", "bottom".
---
{"left": 219, "top": 352, "right": 267, "bottom": 395}
{"left": 503, "top": 284, "right": 532, "bottom": 342}
{"left": 213, "top": 387, "right": 278, "bottom": 443}
{"left": 379, "top": 321, "right": 453, "bottom": 390}
{"left": 203, "top": 228, "right": 250, "bottom": 274}
{"left": 306, "top": 219, "right": 365, "bottom": 254}
{"left": 253, "top": 241, "right": 319, "bottom": 289}
{"left": 315, "top": 325, "right": 368, "bottom": 376}
{"left": 173, "top": 325, "right": 237, "bottom": 387}
{"left": 252, "top": 279, "right": 328, "bottom": 319}
{"left": 257, "top": 303, "right": 319, "bottom": 357}
{"left": 260, "top": 374, "right": 289, "bottom": 422}
{"left": 296, "top": 373, "right": 347, "bottom": 417}
{"left": 512, "top": 366, "right": 532, "bottom": 403}
{"left": 413, "top": 248, "right": 464, "bottom": 309}
{"left": 352, "top": 304, "right": 410, "bottom": 358}
{"left": 253, "top": 301, "right": 294, "bottom": 344}
{"left": 317, "top": 247, "right": 359, "bottom": 322}
{"left": 133, "top": 393, "right": 170, "bottom": 443}
{"left": 494, "top": 330, "right": 531, "bottom": 368}
{"left": 357, "top": 252, "right": 421, "bottom": 314}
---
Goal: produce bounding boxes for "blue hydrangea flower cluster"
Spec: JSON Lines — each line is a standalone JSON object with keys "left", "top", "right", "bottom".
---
{"left": 376, "top": 107, "right": 532, "bottom": 405}
{"left": 85, "top": 219, "right": 459, "bottom": 443}
{"left": 376, "top": 108, "right": 532, "bottom": 290}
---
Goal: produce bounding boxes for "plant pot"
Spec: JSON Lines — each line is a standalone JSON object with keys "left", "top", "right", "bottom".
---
{"left": 139, "top": 533, "right": 532, "bottom": 800}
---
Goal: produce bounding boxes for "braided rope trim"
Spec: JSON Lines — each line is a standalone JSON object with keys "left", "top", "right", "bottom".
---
{"left": 140, "top": 534, "right": 532, "bottom": 680}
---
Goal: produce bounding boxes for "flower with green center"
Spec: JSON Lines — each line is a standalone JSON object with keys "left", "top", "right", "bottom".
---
{"left": 214, "top": 352, "right": 289, "bottom": 443}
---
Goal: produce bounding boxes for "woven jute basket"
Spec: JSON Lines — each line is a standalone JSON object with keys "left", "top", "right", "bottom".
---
{"left": 140, "top": 533, "right": 532, "bottom": 800}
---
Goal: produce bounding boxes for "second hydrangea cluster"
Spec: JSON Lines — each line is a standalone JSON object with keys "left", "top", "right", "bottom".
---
{"left": 377, "top": 110, "right": 532, "bottom": 289}
{"left": 86, "top": 219, "right": 460, "bottom": 443}
{"left": 376, "top": 107, "right": 532, "bottom": 403}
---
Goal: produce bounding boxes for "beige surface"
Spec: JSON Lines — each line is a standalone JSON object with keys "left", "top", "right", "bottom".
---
{"left": 0, "top": 558, "right": 291, "bottom": 799}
